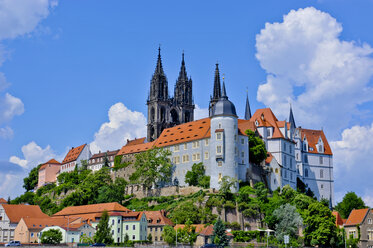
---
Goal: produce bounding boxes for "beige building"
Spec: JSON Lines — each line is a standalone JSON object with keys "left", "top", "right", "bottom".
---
{"left": 37, "top": 159, "right": 61, "bottom": 189}
{"left": 143, "top": 210, "right": 173, "bottom": 243}
{"left": 344, "top": 208, "right": 373, "bottom": 248}
{"left": 0, "top": 204, "right": 48, "bottom": 243}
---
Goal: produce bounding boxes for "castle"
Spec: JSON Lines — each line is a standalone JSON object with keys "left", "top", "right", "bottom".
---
{"left": 48, "top": 48, "right": 334, "bottom": 204}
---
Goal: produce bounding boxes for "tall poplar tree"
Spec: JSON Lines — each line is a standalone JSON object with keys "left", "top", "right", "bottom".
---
{"left": 94, "top": 211, "right": 113, "bottom": 244}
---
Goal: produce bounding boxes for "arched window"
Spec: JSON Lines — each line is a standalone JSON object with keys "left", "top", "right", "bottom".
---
{"left": 305, "top": 168, "right": 308, "bottom": 178}
{"left": 150, "top": 107, "right": 155, "bottom": 122}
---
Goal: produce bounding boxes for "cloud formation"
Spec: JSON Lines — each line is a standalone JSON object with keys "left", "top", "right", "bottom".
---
{"left": 194, "top": 104, "right": 209, "bottom": 120}
{"left": 0, "top": 161, "right": 27, "bottom": 198}
{"left": 255, "top": 7, "right": 373, "bottom": 136}
{"left": 9, "top": 141, "right": 56, "bottom": 169}
{"left": 90, "top": 103, "right": 147, "bottom": 153}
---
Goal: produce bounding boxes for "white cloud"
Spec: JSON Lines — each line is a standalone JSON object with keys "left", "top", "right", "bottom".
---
{"left": 364, "top": 195, "right": 373, "bottom": 208}
{"left": 9, "top": 141, "right": 56, "bottom": 169}
{"left": 0, "top": 173, "right": 26, "bottom": 199}
{"left": 255, "top": 7, "right": 373, "bottom": 136}
{"left": 0, "top": 126, "right": 13, "bottom": 139}
{"left": 194, "top": 104, "right": 209, "bottom": 120}
{"left": 0, "top": 0, "right": 57, "bottom": 40}
{"left": 90, "top": 103, "right": 147, "bottom": 154}
{"left": 0, "top": 93, "right": 24, "bottom": 124}
{"left": 330, "top": 123, "right": 373, "bottom": 205}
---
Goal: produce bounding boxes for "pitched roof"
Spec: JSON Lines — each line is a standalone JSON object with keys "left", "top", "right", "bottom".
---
{"left": 39, "top": 159, "right": 61, "bottom": 170}
{"left": 53, "top": 202, "right": 130, "bottom": 216}
{"left": 62, "top": 144, "right": 86, "bottom": 164}
{"left": 125, "top": 137, "right": 146, "bottom": 146}
{"left": 237, "top": 119, "right": 256, "bottom": 135}
{"left": 0, "top": 198, "right": 7, "bottom": 204}
{"left": 143, "top": 211, "right": 174, "bottom": 226}
{"left": 122, "top": 211, "right": 144, "bottom": 222}
{"left": 345, "top": 208, "right": 370, "bottom": 226}
{"left": 2, "top": 204, "right": 48, "bottom": 223}
{"left": 22, "top": 216, "right": 77, "bottom": 231}
{"left": 299, "top": 128, "right": 332, "bottom": 155}
{"left": 332, "top": 211, "right": 344, "bottom": 226}
{"left": 250, "top": 108, "right": 286, "bottom": 139}
{"left": 265, "top": 152, "right": 273, "bottom": 164}
{"left": 117, "top": 141, "right": 156, "bottom": 156}
{"left": 90, "top": 150, "right": 119, "bottom": 159}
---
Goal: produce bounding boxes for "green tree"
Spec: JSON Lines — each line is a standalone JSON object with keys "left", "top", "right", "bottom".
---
{"left": 23, "top": 164, "right": 42, "bottom": 191}
{"left": 304, "top": 202, "right": 337, "bottom": 247}
{"left": 171, "top": 201, "right": 200, "bottom": 224}
{"left": 130, "top": 147, "right": 173, "bottom": 188}
{"left": 254, "top": 182, "right": 269, "bottom": 203}
{"left": 147, "top": 233, "right": 152, "bottom": 243}
{"left": 40, "top": 229, "right": 63, "bottom": 244}
{"left": 212, "top": 218, "right": 230, "bottom": 247}
{"left": 177, "top": 219, "right": 198, "bottom": 245}
{"left": 245, "top": 129, "right": 267, "bottom": 165}
{"left": 80, "top": 233, "right": 94, "bottom": 244}
{"left": 185, "top": 162, "right": 210, "bottom": 188}
{"left": 335, "top": 192, "right": 366, "bottom": 219}
{"left": 296, "top": 177, "right": 306, "bottom": 193}
{"left": 94, "top": 211, "right": 114, "bottom": 244}
{"left": 97, "top": 178, "right": 127, "bottom": 203}
{"left": 162, "top": 225, "right": 176, "bottom": 245}
{"left": 103, "top": 153, "right": 110, "bottom": 168}
{"left": 219, "top": 176, "right": 238, "bottom": 198}
{"left": 10, "top": 191, "right": 35, "bottom": 205}
{"left": 273, "top": 203, "right": 303, "bottom": 242}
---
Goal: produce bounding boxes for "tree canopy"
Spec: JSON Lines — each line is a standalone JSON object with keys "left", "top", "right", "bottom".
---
{"left": 334, "top": 192, "right": 366, "bottom": 219}
{"left": 23, "top": 164, "right": 42, "bottom": 191}
{"left": 94, "top": 210, "right": 113, "bottom": 244}
{"left": 212, "top": 218, "right": 230, "bottom": 247}
{"left": 273, "top": 203, "right": 303, "bottom": 242}
{"left": 41, "top": 229, "right": 63, "bottom": 244}
{"left": 130, "top": 147, "right": 173, "bottom": 188}
{"left": 245, "top": 129, "right": 267, "bottom": 165}
{"left": 185, "top": 162, "right": 210, "bottom": 188}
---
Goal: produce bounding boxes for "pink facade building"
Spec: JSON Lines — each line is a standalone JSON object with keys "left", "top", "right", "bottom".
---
{"left": 37, "top": 159, "right": 61, "bottom": 189}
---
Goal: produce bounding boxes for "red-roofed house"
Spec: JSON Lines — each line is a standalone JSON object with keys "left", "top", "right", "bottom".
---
{"left": 143, "top": 210, "right": 173, "bottom": 242}
{"left": 60, "top": 144, "right": 91, "bottom": 174}
{"left": 88, "top": 149, "right": 119, "bottom": 171}
{"left": 37, "top": 159, "right": 61, "bottom": 189}
{"left": 344, "top": 208, "right": 373, "bottom": 247}
{"left": 0, "top": 198, "right": 7, "bottom": 204}
{"left": 332, "top": 211, "right": 345, "bottom": 228}
{"left": 0, "top": 204, "right": 48, "bottom": 243}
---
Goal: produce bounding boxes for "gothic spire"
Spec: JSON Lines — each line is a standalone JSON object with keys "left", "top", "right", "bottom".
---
{"left": 289, "top": 104, "right": 296, "bottom": 128}
{"left": 155, "top": 46, "right": 164, "bottom": 75}
{"left": 213, "top": 63, "right": 221, "bottom": 100}
{"left": 222, "top": 80, "right": 227, "bottom": 99}
{"left": 177, "top": 51, "right": 187, "bottom": 81}
{"left": 245, "top": 93, "right": 252, "bottom": 120}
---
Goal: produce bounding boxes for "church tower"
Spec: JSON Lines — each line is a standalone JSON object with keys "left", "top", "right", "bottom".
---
{"left": 147, "top": 47, "right": 170, "bottom": 141}
{"left": 172, "top": 52, "right": 194, "bottom": 124}
{"left": 209, "top": 63, "right": 222, "bottom": 116}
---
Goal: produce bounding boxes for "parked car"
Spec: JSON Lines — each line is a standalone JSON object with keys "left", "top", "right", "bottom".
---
{"left": 90, "top": 243, "right": 106, "bottom": 247}
{"left": 201, "top": 244, "right": 217, "bottom": 248}
{"left": 4, "top": 241, "right": 21, "bottom": 247}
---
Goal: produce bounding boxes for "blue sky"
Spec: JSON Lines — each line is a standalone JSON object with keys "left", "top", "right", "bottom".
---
{"left": 1, "top": 0, "right": 373, "bottom": 205}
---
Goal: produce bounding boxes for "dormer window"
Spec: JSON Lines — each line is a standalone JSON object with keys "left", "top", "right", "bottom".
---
{"left": 318, "top": 144, "right": 323, "bottom": 153}
{"left": 261, "top": 114, "right": 264, "bottom": 121}
{"left": 267, "top": 128, "right": 271, "bottom": 137}
{"left": 255, "top": 120, "right": 259, "bottom": 126}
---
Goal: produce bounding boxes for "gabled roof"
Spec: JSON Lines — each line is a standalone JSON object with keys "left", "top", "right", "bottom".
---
{"left": 332, "top": 211, "right": 344, "bottom": 227}
{"left": 250, "top": 108, "right": 286, "bottom": 139}
{"left": 117, "top": 141, "right": 156, "bottom": 156}
{"left": 299, "top": 128, "right": 332, "bottom": 155}
{"left": 53, "top": 202, "right": 130, "bottom": 216}
{"left": 0, "top": 198, "right": 7, "bottom": 204}
{"left": 2, "top": 204, "right": 48, "bottom": 223}
{"left": 39, "top": 159, "right": 61, "bottom": 170}
{"left": 237, "top": 119, "right": 256, "bottom": 135}
{"left": 122, "top": 211, "right": 144, "bottom": 222}
{"left": 143, "top": 211, "right": 173, "bottom": 226}
{"left": 126, "top": 137, "right": 146, "bottom": 146}
{"left": 90, "top": 150, "right": 119, "bottom": 159}
{"left": 345, "top": 208, "right": 370, "bottom": 226}
{"left": 265, "top": 152, "right": 273, "bottom": 164}
{"left": 22, "top": 216, "right": 78, "bottom": 231}
{"left": 62, "top": 144, "right": 86, "bottom": 164}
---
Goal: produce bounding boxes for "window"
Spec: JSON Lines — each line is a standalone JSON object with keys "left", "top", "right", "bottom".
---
{"left": 235, "top": 147, "right": 238, "bottom": 155}
{"left": 155, "top": 237, "right": 158, "bottom": 241}
{"left": 320, "top": 169, "right": 324, "bottom": 178}
{"left": 31, "top": 233, "right": 34, "bottom": 237}
{"left": 368, "top": 230, "right": 373, "bottom": 240}
{"left": 204, "top": 152, "right": 209, "bottom": 159}
{"left": 318, "top": 145, "right": 323, "bottom": 153}
{"left": 319, "top": 156, "right": 323, "bottom": 164}
{"left": 267, "top": 129, "right": 271, "bottom": 137}
{"left": 368, "top": 218, "right": 372, "bottom": 224}
{"left": 126, "top": 225, "right": 128, "bottom": 230}
{"left": 349, "top": 230, "right": 356, "bottom": 239}
{"left": 284, "top": 170, "right": 287, "bottom": 179}
{"left": 196, "top": 153, "right": 200, "bottom": 160}
{"left": 216, "top": 146, "right": 222, "bottom": 154}
{"left": 184, "top": 143, "right": 187, "bottom": 150}
{"left": 290, "top": 145, "right": 292, "bottom": 154}
{"left": 133, "top": 225, "right": 135, "bottom": 230}
{"left": 304, "top": 155, "right": 308, "bottom": 163}
{"left": 216, "top": 133, "right": 222, "bottom": 140}
{"left": 235, "top": 135, "right": 237, "bottom": 141}
{"left": 321, "top": 184, "right": 323, "bottom": 189}
{"left": 305, "top": 168, "right": 309, "bottom": 178}
{"left": 290, "top": 172, "right": 293, "bottom": 180}
{"left": 174, "top": 145, "right": 180, "bottom": 152}
{"left": 118, "top": 219, "right": 120, "bottom": 224}
{"left": 290, "top": 159, "right": 293, "bottom": 169}
{"left": 284, "top": 143, "right": 286, "bottom": 151}
{"left": 296, "top": 153, "right": 299, "bottom": 160}
{"left": 118, "top": 228, "right": 120, "bottom": 233}
{"left": 275, "top": 168, "right": 279, "bottom": 174}
{"left": 241, "top": 151, "right": 244, "bottom": 158}
{"left": 155, "top": 227, "right": 158, "bottom": 232}
{"left": 112, "top": 230, "right": 114, "bottom": 235}
{"left": 132, "top": 235, "right": 135, "bottom": 240}
{"left": 218, "top": 161, "right": 222, "bottom": 167}
{"left": 182, "top": 155, "right": 189, "bottom": 163}
{"left": 241, "top": 138, "right": 244, "bottom": 144}
{"left": 192, "top": 141, "right": 200, "bottom": 148}
{"left": 218, "top": 173, "right": 222, "bottom": 182}
{"left": 303, "top": 143, "right": 307, "bottom": 151}
{"left": 173, "top": 156, "right": 180, "bottom": 164}
{"left": 218, "top": 123, "right": 222, "bottom": 128}
{"left": 205, "top": 139, "right": 209, "bottom": 146}
{"left": 112, "top": 220, "right": 114, "bottom": 225}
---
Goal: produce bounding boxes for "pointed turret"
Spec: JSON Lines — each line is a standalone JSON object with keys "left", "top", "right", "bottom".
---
{"left": 222, "top": 81, "right": 227, "bottom": 99}
{"left": 245, "top": 93, "right": 252, "bottom": 120}
{"left": 289, "top": 105, "right": 296, "bottom": 128}
{"left": 155, "top": 46, "right": 164, "bottom": 74}
{"left": 213, "top": 63, "right": 222, "bottom": 100}
{"left": 177, "top": 52, "right": 187, "bottom": 81}
{"left": 149, "top": 47, "right": 168, "bottom": 101}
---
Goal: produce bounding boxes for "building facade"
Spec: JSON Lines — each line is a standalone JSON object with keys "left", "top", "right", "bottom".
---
{"left": 37, "top": 159, "right": 61, "bottom": 189}
{"left": 143, "top": 210, "right": 173, "bottom": 243}
{"left": 60, "top": 144, "right": 92, "bottom": 174}
{"left": 344, "top": 208, "right": 373, "bottom": 248}
{"left": 147, "top": 48, "right": 195, "bottom": 141}
{"left": 88, "top": 150, "right": 119, "bottom": 171}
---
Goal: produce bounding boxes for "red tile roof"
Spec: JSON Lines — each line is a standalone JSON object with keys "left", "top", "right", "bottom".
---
{"left": 0, "top": 198, "right": 7, "bottom": 204}
{"left": 250, "top": 108, "right": 286, "bottom": 139}
{"left": 345, "top": 208, "right": 370, "bottom": 226}
{"left": 122, "top": 211, "right": 144, "bottom": 222}
{"left": 237, "top": 119, "right": 256, "bottom": 135}
{"left": 22, "top": 216, "right": 78, "bottom": 231}
{"left": 265, "top": 152, "right": 273, "bottom": 164}
{"left": 300, "top": 128, "right": 332, "bottom": 155}
{"left": 39, "top": 159, "right": 61, "bottom": 170}
{"left": 143, "top": 211, "right": 174, "bottom": 226}
{"left": 2, "top": 204, "right": 48, "bottom": 223}
{"left": 62, "top": 144, "right": 86, "bottom": 164}
{"left": 53, "top": 202, "right": 130, "bottom": 216}
{"left": 332, "top": 211, "right": 344, "bottom": 227}
{"left": 117, "top": 141, "right": 156, "bottom": 156}
{"left": 126, "top": 137, "right": 146, "bottom": 146}
{"left": 90, "top": 150, "right": 119, "bottom": 159}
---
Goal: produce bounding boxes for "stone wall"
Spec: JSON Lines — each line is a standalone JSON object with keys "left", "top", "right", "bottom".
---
{"left": 124, "top": 185, "right": 215, "bottom": 199}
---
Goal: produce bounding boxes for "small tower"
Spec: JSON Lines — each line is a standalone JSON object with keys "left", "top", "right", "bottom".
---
{"left": 147, "top": 47, "right": 170, "bottom": 141}
{"left": 245, "top": 92, "right": 252, "bottom": 120}
{"left": 209, "top": 63, "right": 222, "bottom": 117}
{"left": 289, "top": 104, "right": 296, "bottom": 129}
{"left": 172, "top": 52, "right": 195, "bottom": 123}
{"left": 209, "top": 79, "right": 239, "bottom": 192}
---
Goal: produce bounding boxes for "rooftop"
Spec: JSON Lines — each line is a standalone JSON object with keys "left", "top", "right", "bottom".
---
{"left": 62, "top": 144, "right": 86, "bottom": 164}
{"left": 53, "top": 202, "right": 130, "bottom": 216}
{"left": 2, "top": 204, "right": 49, "bottom": 223}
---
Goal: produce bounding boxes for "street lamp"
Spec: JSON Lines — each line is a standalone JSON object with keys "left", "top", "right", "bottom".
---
{"left": 256, "top": 228, "right": 274, "bottom": 248}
